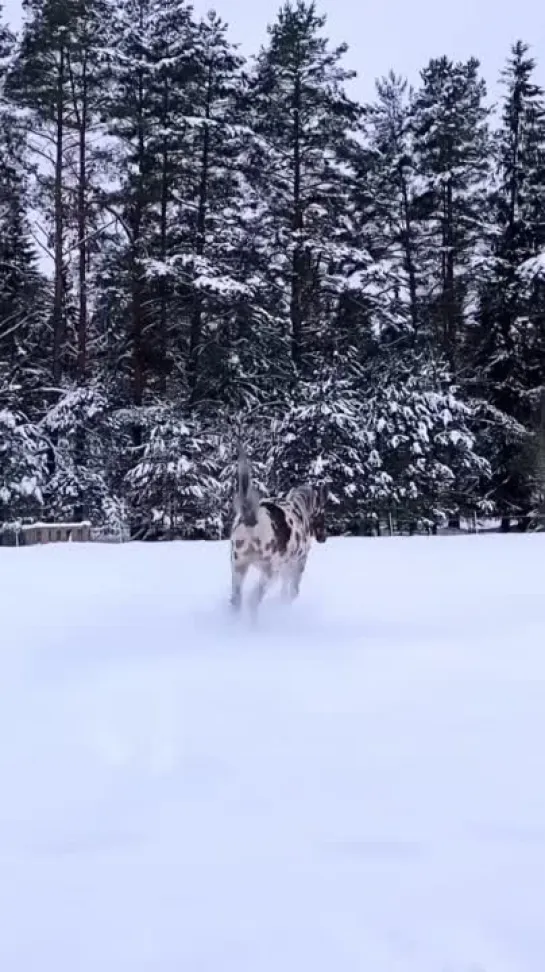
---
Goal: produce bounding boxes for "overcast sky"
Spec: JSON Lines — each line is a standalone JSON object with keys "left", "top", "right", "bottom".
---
{"left": 4, "top": 0, "right": 544, "bottom": 106}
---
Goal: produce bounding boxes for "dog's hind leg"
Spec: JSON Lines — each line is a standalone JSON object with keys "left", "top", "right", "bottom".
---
{"left": 249, "top": 565, "right": 273, "bottom": 619}
{"left": 288, "top": 555, "right": 307, "bottom": 601}
{"left": 280, "top": 565, "right": 294, "bottom": 603}
{"left": 231, "top": 562, "right": 249, "bottom": 611}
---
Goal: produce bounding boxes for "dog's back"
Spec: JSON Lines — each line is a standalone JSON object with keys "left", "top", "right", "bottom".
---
{"left": 231, "top": 496, "right": 305, "bottom": 571}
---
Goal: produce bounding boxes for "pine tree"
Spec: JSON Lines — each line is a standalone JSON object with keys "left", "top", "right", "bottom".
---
{"left": 0, "top": 407, "right": 46, "bottom": 525}
{"left": 1, "top": 4, "right": 49, "bottom": 416}
{"left": 244, "top": 0, "right": 361, "bottom": 373}
{"left": 102, "top": 0, "right": 198, "bottom": 412}
{"left": 0, "top": 2, "right": 11, "bottom": 83}
{"left": 360, "top": 349, "right": 491, "bottom": 524}
{"left": 136, "top": 0, "right": 198, "bottom": 399}
{"left": 7, "top": 0, "right": 110, "bottom": 383}
{"left": 124, "top": 406, "right": 222, "bottom": 538}
{"left": 411, "top": 56, "right": 491, "bottom": 361}
{"left": 475, "top": 42, "right": 545, "bottom": 512}
{"left": 360, "top": 73, "right": 421, "bottom": 342}
{"left": 148, "top": 9, "right": 257, "bottom": 410}
{"left": 269, "top": 372, "right": 371, "bottom": 532}
{"left": 41, "top": 383, "right": 112, "bottom": 521}
{"left": 102, "top": 2, "right": 268, "bottom": 417}
{"left": 8, "top": 0, "right": 76, "bottom": 382}
{"left": 63, "top": 0, "right": 110, "bottom": 383}
{"left": 0, "top": 124, "right": 49, "bottom": 406}
{"left": 2, "top": 6, "right": 544, "bottom": 534}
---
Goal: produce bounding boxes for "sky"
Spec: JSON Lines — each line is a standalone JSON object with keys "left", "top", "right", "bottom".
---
{"left": 3, "top": 0, "right": 544, "bottom": 106}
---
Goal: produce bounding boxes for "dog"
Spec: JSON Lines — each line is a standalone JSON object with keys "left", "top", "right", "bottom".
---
{"left": 230, "top": 446, "right": 327, "bottom": 615}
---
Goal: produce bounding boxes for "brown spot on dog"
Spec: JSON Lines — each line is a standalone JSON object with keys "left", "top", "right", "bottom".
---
{"left": 262, "top": 501, "right": 291, "bottom": 554}
{"left": 235, "top": 537, "right": 245, "bottom": 549}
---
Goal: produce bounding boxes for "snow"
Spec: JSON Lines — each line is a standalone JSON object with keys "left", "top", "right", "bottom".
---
{"left": 518, "top": 250, "right": 545, "bottom": 280}
{"left": 1, "top": 533, "right": 545, "bottom": 971}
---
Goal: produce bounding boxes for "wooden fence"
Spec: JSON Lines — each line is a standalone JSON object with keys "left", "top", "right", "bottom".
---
{"left": 0, "top": 521, "right": 91, "bottom": 547}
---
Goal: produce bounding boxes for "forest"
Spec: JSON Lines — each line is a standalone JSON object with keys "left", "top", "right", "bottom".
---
{"left": 1, "top": 0, "right": 544, "bottom": 539}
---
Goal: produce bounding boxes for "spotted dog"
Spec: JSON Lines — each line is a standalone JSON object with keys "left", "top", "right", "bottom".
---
{"left": 230, "top": 448, "right": 327, "bottom": 615}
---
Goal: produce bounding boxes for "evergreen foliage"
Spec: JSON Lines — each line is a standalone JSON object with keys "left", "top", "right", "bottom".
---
{"left": 1, "top": 1, "right": 543, "bottom": 537}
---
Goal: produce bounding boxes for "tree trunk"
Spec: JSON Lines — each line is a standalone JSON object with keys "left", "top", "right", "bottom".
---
{"left": 52, "top": 41, "right": 65, "bottom": 382}
{"left": 131, "top": 259, "right": 144, "bottom": 410}
{"left": 188, "top": 61, "right": 212, "bottom": 405}
{"left": 539, "top": 388, "right": 545, "bottom": 510}
{"left": 290, "top": 69, "right": 303, "bottom": 370}
{"left": 400, "top": 169, "right": 418, "bottom": 335}
{"left": 157, "top": 78, "right": 169, "bottom": 396}
{"left": 508, "top": 92, "right": 521, "bottom": 236}
{"left": 77, "top": 56, "right": 88, "bottom": 382}
{"left": 445, "top": 176, "right": 456, "bottom": 359}
{"left": 130, "top": 60, "right": 146, "bottom": 442}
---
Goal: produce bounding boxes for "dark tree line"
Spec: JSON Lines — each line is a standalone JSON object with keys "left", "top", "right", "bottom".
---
{"left": 1, "top": 0, "right": 544, "bottom": 538}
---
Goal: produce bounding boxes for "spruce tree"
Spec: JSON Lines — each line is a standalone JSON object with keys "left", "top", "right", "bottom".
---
{"left": 7, "top": 0, "right": 110, "bottom": 383}
{"left": 362, "top": 73, "right": 421, "bottom": 341}
{"left": 0, "top": 407, "right": 46, "bottom": 526}
{"left": 475, "top": 42, "right": 545, "bottom": 512}
{"left": 1, "top": 4, "right": 49, "bottom": 416}
{"left": 0, "top": 123, "right": 48, "bottom": 408}
{"left": 8, "top": 0, "right": 76, "bottom": 382}
{"left": 0, "top": 2, "right": 12, "bottom": 82}
{"left": 1, "top": 5, "right": 543, "bottom": 533}
{"left": 63, "top": 0, "right": 111, "bottom": 383}
{"left": 102, "top": 2, "right": 262, "bottom": 413}
{"left": 359, "top": 349, "right": 491, "bottom": 524}
{"left": 244, "top": 0, "right": 361, "bottom": 373}
{"left": 151, "top": 9, "right": 254, "bottom": 410}
{"left": 269, "top": 373, "right": 371, "bottom": 532}
{"left": 124, "top": 406, "right": 222, "bottom": 539}
{"left": 138, "top": 0, "right": 197, "bottom": 399}
{"left": 102, "top": 0, "right": 198, "bottom": 411}
{"left": 411, "top": 56, "right": 491, "bottom": 362}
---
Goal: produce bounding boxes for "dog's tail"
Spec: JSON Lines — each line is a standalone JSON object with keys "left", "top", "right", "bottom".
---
{"left": 236, "top": 444, "right": 259, "bottom": 527}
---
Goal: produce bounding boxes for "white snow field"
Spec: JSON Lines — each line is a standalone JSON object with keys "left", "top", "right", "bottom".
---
{"left": 1, "top": 534, "right": 545, "bottom": 972}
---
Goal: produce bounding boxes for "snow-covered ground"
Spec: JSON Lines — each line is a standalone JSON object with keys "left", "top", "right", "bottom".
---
{"left": 1, "top": 534, "right": 544, "bottom": 972}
